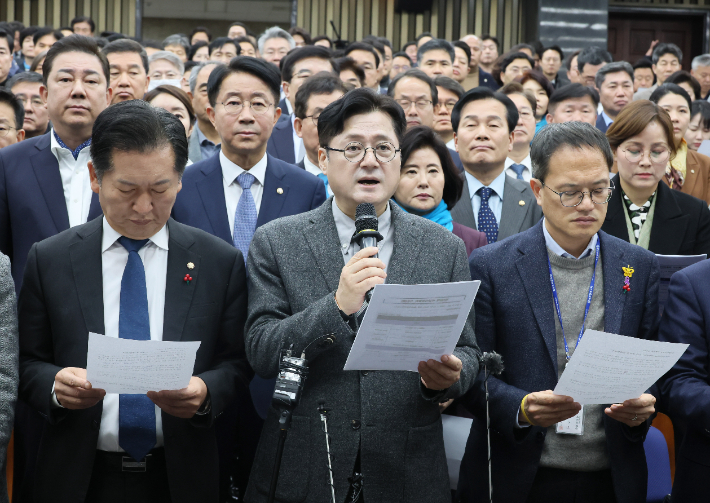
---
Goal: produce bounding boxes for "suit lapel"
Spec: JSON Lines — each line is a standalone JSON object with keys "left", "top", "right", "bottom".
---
{"left": 69, "top": 218, "right": 105, "bottom": 336}
{"left": 683, "top": 151, "right": 700, "bottom": 198}
{"left": 515, "top": 222, "right": 558, "bottom": 374}
{"left": 451, "top": 175, "right": 477, "bottom": 229}
{"left": 162, "top": 219, "right": 199, "bottom": 342}
{"left": 386, "top": 204, "right": 424, "bottom": 285}
{"left": 302, "top": 199, "right": 344, "bottom": 292}
{"left": 30, "top": 136, "right": 70, "bottom": 232}
{"left": 648, "top": 182, "right": 688, "bottom": 255}
{"left": 196, "top": 157, "right": 232, "bottom": 243}
{"left": 603, "top": 174, "right": 630, "bottom": 241}
{"left": 257, "top": 155, "right": 289, "bottom": 227}
{"left": 499, "top": 177, "right": 529, "bottom": 240}
{"left": 88, "top": 193, "right": 102, "bottom": 221}
{"left": 600, "top": 232, "right": 627, "bottom": 336}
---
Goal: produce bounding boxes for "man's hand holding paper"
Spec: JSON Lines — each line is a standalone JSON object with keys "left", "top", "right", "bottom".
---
{"left": 54, "top": 367, "right": 106, "bottom": 410}
{"left": 147, "top": 376, "right": 208, "bottom": 418}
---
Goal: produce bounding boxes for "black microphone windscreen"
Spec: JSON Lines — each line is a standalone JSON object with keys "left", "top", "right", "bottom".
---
{"left": 355, "top": 202, "right": 378, "bottom": 233}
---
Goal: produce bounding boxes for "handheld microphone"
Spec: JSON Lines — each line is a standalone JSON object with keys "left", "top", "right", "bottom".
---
{"left": 352, "top": 203, "right": 384, "bottom": 301}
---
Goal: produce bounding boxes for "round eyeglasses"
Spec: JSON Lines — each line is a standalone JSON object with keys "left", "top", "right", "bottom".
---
{"left": 542, "top": 180, "right": 615, "bottom": 207}
{"left": 0, "top": 125, "right": 17, "bottom": 137}
{"left": 325, "top": 141, "right": 400, "bottom": 163}
{"left": 216, "top": 99, "right": 273, "bottom": 116}
{"left": 621, "top": 148, "right": 670, "bottom": 166}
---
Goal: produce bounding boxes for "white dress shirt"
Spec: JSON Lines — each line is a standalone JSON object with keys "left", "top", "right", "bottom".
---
{"left": 446, "top": 138, "right": 456, "bottom": 150}
{"left": 332, "top": 198, "right": 393, "bottom": 269}
{"left": 97, "top": 217, "right": 169, "bottom": 452}
{"left": 505, "top": 155, "right": 533, "bottom": 182}
{"left": 465, "top": 169, "right": 507, "bottom": 227}
{"left": 291, "top": 114, "right": 305, "bottom": 163}
{"left": 221, "top": 150, "right": 267, "bottom": 239}
{"left": 302, "top": 156, "right": 323, "bottom": 177}
{"left": 50, "top": 129, "right": 93, "bottom": 228}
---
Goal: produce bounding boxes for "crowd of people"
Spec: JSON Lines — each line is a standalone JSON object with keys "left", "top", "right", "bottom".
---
{"left": 0, "top": 13, "right": 704, "bottom": 503}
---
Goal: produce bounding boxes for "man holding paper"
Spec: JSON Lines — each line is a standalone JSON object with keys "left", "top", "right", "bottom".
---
{"left": 459, "top": 122, "right": 660, "bottom": 503}
{"left": 243, "top": 88, "right": 480, "bottom": 502}
{"left": 18, "top": 101, "right": 250, "bottom": 503}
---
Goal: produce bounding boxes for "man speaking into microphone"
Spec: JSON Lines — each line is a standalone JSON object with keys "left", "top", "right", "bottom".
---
{"left": 243, "top": 87, "right": 480, "bottom": 503}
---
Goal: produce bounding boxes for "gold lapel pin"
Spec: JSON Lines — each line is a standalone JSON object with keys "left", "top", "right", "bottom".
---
{"left": 519, "top": 200, "right": 525, "bottom": 206}
{"left": 691, "top": 170, "right": 695, "bottom": 174}
{"left": 187, "top": 262, "right": 195, "bottom": 270}
{"left": 277, "top": 187, "right": 284, "bottom": 194}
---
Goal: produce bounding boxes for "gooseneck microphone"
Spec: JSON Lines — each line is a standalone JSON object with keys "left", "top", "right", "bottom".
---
{"left": 352, "top": 203, "right": 384, "bottom": 301}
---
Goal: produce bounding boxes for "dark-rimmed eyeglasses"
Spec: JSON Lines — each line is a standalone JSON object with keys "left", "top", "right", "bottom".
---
{"left": 541, "top": 180, "right": 615, "bottom": 207}
{"left": 325, "top": 141, "right": 400, "bottom": 163}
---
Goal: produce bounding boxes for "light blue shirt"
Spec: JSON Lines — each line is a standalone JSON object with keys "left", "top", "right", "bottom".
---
{"left": 195, "top": 123, "right": 221, "bottom": 160}
{"left": 542, "top": 218, "right": 598, "bottom": 259}
{"left": 600, "top": 111, "right": 614, "bottom": 127}
{"left": 465, "top": 169, "right": 506, "bottom": 228}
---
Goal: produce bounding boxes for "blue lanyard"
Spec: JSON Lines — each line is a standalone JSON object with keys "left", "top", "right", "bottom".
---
{"left": 547, "top": 239, "right": 600, "bottom": 363}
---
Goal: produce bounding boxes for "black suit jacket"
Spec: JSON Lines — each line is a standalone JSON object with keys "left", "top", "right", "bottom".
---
{"left": 602, "top": 174, "right": 710, "bottom": 256}
{"left": 18, "top": 217, "right": 251, "bottom": 503}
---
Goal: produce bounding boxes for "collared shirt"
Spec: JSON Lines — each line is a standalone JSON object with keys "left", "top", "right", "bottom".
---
{"left": 303, "top": 157, "right": 332, "bottom": 197}
{"left": 221, "top": 150, "right": 267, "bottom": 238}
{"left": 543, "top": 217, "right": 598, "bottom": 259}
{"left": 97, "top": 217, "right": 169, "bottom": 452}
{"left": 465, "top": 169, "right": 506, "bottom": 227}
{"left": 505, "top": 155, "right": 532, "bottom": 182}
{"left": 50, "top": 128, "right": 93, "bottom": 228}
{"left": 332, "top": 198, "right": 393, "bottom": 269}
{"left": 446, "top": 138, "right": 456, "bottom": 150}
{"left": 290, "top": 113, "right": 305, "bottom": 163}
{"left": 194, "top": 123, "right": 221, "bottom": 161}
{"left": 600, "top": 111, "right": 614, "bottom": 127}
{"left": 283, "top": 96, "right": 293, "bottom": 115}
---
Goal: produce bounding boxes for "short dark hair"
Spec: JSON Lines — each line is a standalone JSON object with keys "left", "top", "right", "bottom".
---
{"left": 70, "top": 16, "right": 95, "bottom": 33}
{"left": 33, "top": 27, "right": 63, "bottom": 46}
{"left": 500, "top": 52, "right": 534, "bottom": 74}
{"left": 362, "top": 36, "right": 386, "bottom": 58}
{"left": 417, "top": 39, "right": 455, "bottom": 65}
{"left": 336, "top": 56, "right": 366, "bottom": 87}
{"left": 481, "top": 35, "right": 499, "bottom": 51}
{"left": 183, "top": 60, "right": 199, "bottom": 75}
{"left": 542, "top": 45, "right": 564, "bottom": 61}
{"left": 649, "top": 83, "right": 692, "bottom": 111}
{"left": 451, "top": 87, "right": 519, "bottom": 134}
{"left": 0, "top": 30, "right": 13, "bottom": 53}
{"left": 188, "top": 41, "right": 208, "bottom": 61}
{"left": 392, "top": 52, "right": 413, "bottom": 66}
{"left": 416, "top": 32, "right": 433, "bottom": 43}
{"left": 0, "top": 89, "right": 24, "bottom": 129}
{"left": 388, "top": 68, "right": 439, "bottom": 106}
{"left": 311, "top": 35, "right": 332, "bottom": 48}
{"left": 294, "top": 73, "right": 348, "bottom": 119}
{"left": 289, "top": 27, "right": 312, "bottom": 45}
{"left": 189, "top": 26, "right": 212, "bottom": 42}
{"left": 6, "top": 70, "right": 43, "bottom": 90}
{"left": 318, "top": 87, "right": 406, "bottom": 148}
{"left": 652, "top": 43, "right": 682, "bottom": 65}
{"left": 233, "top": 36, "right": 257, "bottom": 53}
{"left": 144, "top": 84, "right": 196, "bottom": 128}
{"left": 209, "top": 37, "right": 239, "bottom": 56}
{"left": 402, "top": 41, "right": 416, "bottom": 52}
{"left": 229, "top": 22, "right": 249, "bottom": 34}
{"left": 577, "top": 46, "right": 612, "bottom": 73}
{"left": 19, "top": 26, "right": 38, "bottom": 48}
{"left": 345, "top": 42, "right": 380, "bottom": 68}
{"left": 452, "top": 41, "right": 471, "bottom": 67}
{"left": 633, "top": 58, "right": 656, "bottom": 86}
{"left": 665, "top": 70, "right": 701, "bottom": 100}
{"left": 547, "top": 83, "right": 599, "bottom": 115}
{"left": 531, "top": 122, "right": 613, "bottom": 182}
{"left": 90, "top": 100, "right": 188, "bottom": 181}
{"left": 433, "top": 76, "right": 465, "bottom": 98}
{"left": 281, "top": 45, "right": 335, "bottom": 82}
{"left": 43, "top": 35, "right": 110, "bottom": 86}
{"left": 207, "top": 56, "right": 281, "bottom": 107}
{"left": 102, "top": 38, "right": 149, "bottom": 74}
{"left": 594, "top": 61, "right": 634, "bottom": 89}
{"left": 518, "top": 69, "right": 554, "bottom": 98}
{"left": 692, "top": 100, "right": 710, "bottom": 131}
{"left": 500, "top": 82, "right": 537, "bottom": 113}
{"left": 565, "top": 49, "right": 581, "bottom": 71}
{"left": 398, "top": 125, "right": 463, "bottom": 210}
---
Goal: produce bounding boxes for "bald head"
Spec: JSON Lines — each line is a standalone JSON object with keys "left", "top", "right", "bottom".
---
{"left": 460, "top": 34, "right": 481, "bottom": 67}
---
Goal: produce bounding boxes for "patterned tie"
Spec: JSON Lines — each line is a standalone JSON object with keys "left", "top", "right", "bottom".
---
{"left": 117, "top": 236, "right": 156, "bottom": 462}
{"left": 477, "top": 187, "right": 499, "bottom": 244}
{"left": 233, "top": 172, "right": 258, "bottom": 263}
{"left": 509, "top": 163, "right": 526, "bottom": 180}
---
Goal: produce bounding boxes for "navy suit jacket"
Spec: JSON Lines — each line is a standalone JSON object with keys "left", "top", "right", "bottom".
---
{"left": 449, "top": 148, "right": 464, "bottom": 172}
{"left": 0, "top": 132, "right": 102, "bottom": 292}
{"left": 596, "top": 113, "right": 610, "bottom": 133}
{"left": 266, "top": 116, "right": 296, "bottom": 164}
{"left": 657, "top": 260, "right": 710, "bottom": 500}
{"left": 172, "top": 152, "right": 326, "bottom": 244}
{"left": 458, "top": 220, "right": 660, "bottom": 503}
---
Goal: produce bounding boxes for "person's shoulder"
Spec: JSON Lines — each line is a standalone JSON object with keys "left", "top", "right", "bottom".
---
{"left": 35, "top": 218, "right": 102, "bottom": 253}
{"left": 0, "top": 133, "right": 49, "bottom": 161}
{"left": 268, "top": 155, "right": 322, "bottom": 188}
{"left": 599, "top": 230, "right": 656, "bottom": 266}
{"left": 169, "top": 219, "right": 239, "bottom": 259}
{"left": 181, "top": 154, "right": 221, "bottom": 184}
{"left": 664, "top": 184, "right": 710, "bottom": 213}
{"left": 470, "top": 224, "right": 539, "bottom": 264}
{"left": 256, "top": 199, "right": 327, "bottom": 236}
{"left": 504, "top": 175, "right": 535, "bottom": 197}
{"left": 687, "top": 149, "right": 710, "bottom": 168}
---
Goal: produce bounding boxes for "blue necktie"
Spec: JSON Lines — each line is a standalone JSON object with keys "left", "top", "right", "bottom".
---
{"left": 233, "top": 172, "right": 258, "bottom": 263}
{"left": 477, "top": 187, "right": 499, "bottom": 244}
{"left": 510, "top": 163, "right": 526, "bottom": 180}
{"left": 117, "top": 236, "right": 156, "bottom": 462}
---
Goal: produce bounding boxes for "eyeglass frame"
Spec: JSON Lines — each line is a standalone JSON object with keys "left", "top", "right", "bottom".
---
{"left": 620, "top": 148, "right": 670, "bottom": 166}
{"left": 303, "top": 112, "right": 321, "bottom": 127}
{"left": 325, "top": 141, "right": 401, "bottom": 163}
{"left": 0, "top": 125, "right": 17, "bottom": 137}
{"left": 540, "top": 179, "right": 615, "bottom": 207}
{"left": 395, "top": 98, "right": 433, "bottom": 111}
{"left": 215, "top": 99, "right": 274, "bottom": 116}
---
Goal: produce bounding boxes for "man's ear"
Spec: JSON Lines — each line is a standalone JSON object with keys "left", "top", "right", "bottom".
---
{"left": 294, "top": 117, "right": 303, "bottom": 138}
{"left": 88, "top": 161, "right": 101, "bottom": 194}
{"left": 282, "top": 80, "right": 290, "bottom": 100}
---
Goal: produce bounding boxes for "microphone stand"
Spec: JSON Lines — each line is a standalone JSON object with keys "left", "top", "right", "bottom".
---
{"left": 267, "top": 409, "right": 293, "bottom": 503}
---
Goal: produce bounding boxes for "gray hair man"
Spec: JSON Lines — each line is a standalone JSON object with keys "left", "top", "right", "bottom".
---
{"left": 257, "top": 26, "right": 295, "bottom": 67}
{"left": 187, "top": 61, "right": 222, "bottom": 163}
{"left": 691, "top": 54, "right": 710, "bottom": 101}
{"left": 147, "top": 51, "right": 184, "bottom": 91}
{"left": 594, "top": 61, "right": 634, "bottom": 133}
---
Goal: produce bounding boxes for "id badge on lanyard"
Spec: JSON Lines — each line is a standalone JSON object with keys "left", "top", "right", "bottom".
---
{"left": 556, "top": 406, "right": 584, "bottom": 435}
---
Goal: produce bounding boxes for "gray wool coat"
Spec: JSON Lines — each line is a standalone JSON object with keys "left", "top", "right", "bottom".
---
{"left": 0, "top": 254, "right": 17, "bottom": 503}
{"left": 243, "top": 199, "right": 480, "bottom": 503}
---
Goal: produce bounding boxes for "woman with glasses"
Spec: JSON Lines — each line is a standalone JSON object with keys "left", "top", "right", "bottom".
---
{"left": 649, "top": 84, "right": 710, "bottom": 204}
{"left": 601, "top": 100, "right": 710, "bottom": 255}
{"left": 392, "top": 126, "right": 487, "bottom": 256}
